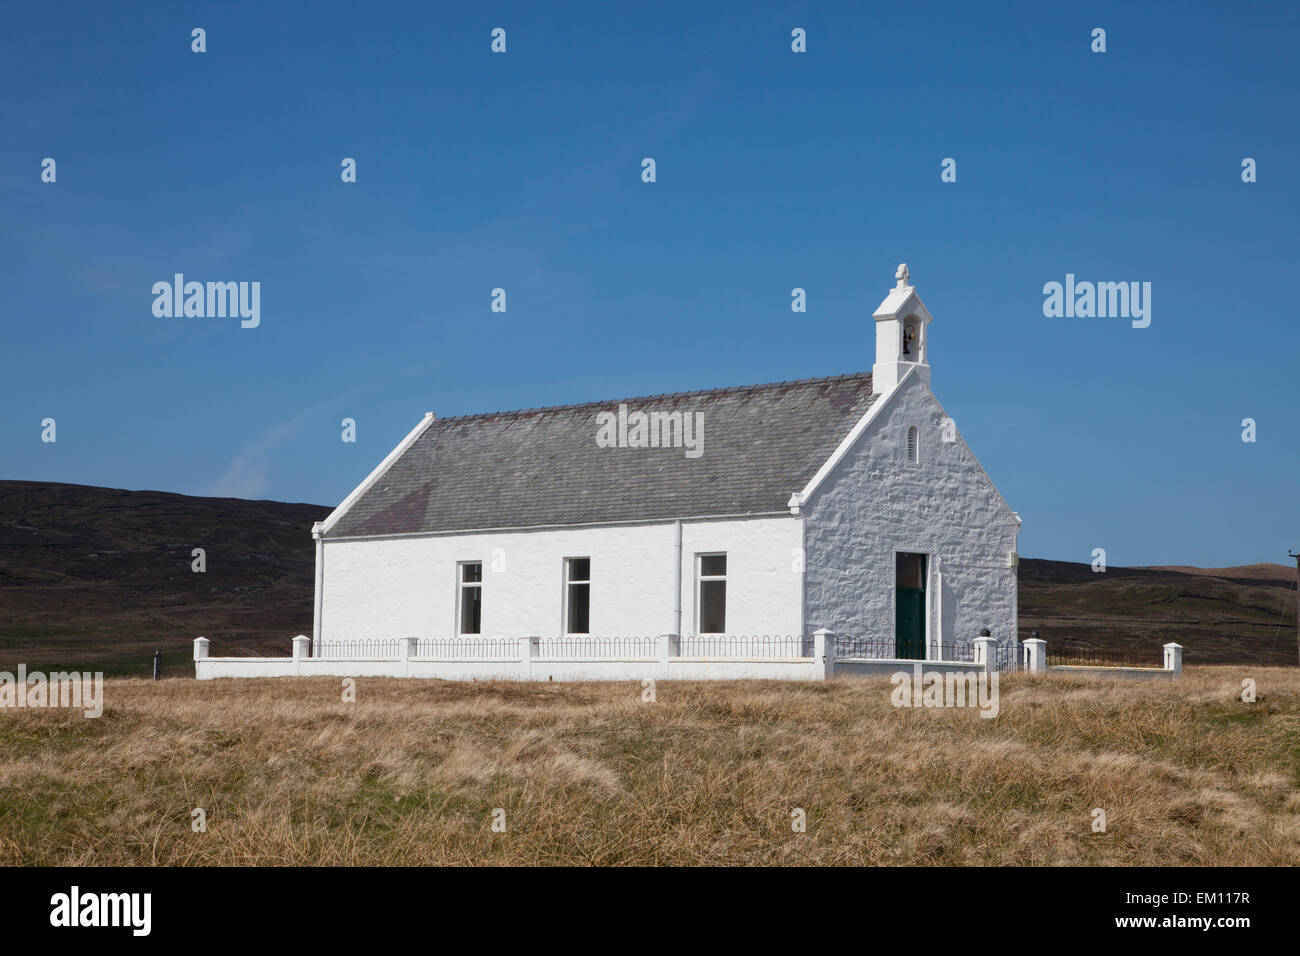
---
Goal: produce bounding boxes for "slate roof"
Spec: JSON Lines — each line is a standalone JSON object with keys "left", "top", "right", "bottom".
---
{"left": 324, "top": 373, "right": 878, "bottom": 538}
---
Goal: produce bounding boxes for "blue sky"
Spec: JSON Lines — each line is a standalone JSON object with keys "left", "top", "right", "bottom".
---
{"left": 2, "top": 1, "right": 1297, "bottom": 567}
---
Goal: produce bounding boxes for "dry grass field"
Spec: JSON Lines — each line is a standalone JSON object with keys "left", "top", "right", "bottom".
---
{"left": 1, "top": 667, "right": 1298, "bottom": 866}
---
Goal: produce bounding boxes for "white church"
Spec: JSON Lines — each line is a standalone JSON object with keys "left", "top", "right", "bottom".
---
{"left": 309, "top": 265, "right": 1021, "bottom": 663}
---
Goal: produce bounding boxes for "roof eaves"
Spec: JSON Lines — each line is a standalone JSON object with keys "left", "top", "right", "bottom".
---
{"left": 319, "top": 507, "right": 795, "bottom": 542}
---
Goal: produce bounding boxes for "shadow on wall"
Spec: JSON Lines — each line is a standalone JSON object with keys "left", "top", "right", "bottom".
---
{"left": 940, "top": 573, "right": 959, "bottom": 648}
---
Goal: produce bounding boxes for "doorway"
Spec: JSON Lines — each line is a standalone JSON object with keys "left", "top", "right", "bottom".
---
{"left": 895, "top": 552, "right": 927, "bottom": 659}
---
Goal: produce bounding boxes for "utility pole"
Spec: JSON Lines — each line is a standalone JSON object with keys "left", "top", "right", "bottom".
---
{"left": 1291, "top": 551, "right": 1300, "bottom": 668}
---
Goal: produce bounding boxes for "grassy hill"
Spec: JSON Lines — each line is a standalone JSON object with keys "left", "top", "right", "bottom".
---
{"left": 0, "top": 480, "right": 1295, "bottom": 675}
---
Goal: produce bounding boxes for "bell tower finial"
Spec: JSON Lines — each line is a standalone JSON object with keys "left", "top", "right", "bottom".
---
{"left": 895, "top": 262, "right": 910, "bottom": 289}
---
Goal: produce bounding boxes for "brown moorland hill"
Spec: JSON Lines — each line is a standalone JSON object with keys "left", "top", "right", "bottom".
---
{"left": 1017, "top": 558, "right": 1296, "bottom": 667}
{"left": 0, "top": 480, "right": 328, "bottom": 676}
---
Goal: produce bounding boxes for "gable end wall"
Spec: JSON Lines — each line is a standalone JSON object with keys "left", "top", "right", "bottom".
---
{"left": 802, "top": 373, "right": 1020, "bottom": 656}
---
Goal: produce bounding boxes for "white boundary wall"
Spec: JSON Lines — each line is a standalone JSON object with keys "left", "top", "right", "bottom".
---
{"left": 195, "top": 657, "right": 830, "bottom": 682}
{"left": 193, "top": 633, "right": 1003, "bottom": 682}
{"left": 195, "top": 635, "right": 1182, "bottom": 683}
{"left": 1021, "top": 638, "right": 1182, "bottom": 680}
{"left": 194, "top": 634, "right": 833, "bottom": 682}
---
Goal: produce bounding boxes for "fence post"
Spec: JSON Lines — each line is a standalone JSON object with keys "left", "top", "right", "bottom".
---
{"left": 193, "top": 637, "right": 209, "bottom": 661}
{"left": 813, "top": 628, "right": 835, "bottom": 679}
{"left": 1163, "top": 642, "right": 1183, "bottom": 679}
{"left": 974, "top": 628, "right": 996, "bottom": 673}
{"left": 519, "top": 635, "right": 539, "bottom": 681}
{"left": 400, "top": 636, "right": 417, "bottom": 676}
{"left": 657, "top": 633, "right": 679, "bottom": 662}
{"left": 292, "top": 635, "right": 310, "bottom": 675}
{"left": 1022, "top": 637, "right": 1047, "bottom": 674}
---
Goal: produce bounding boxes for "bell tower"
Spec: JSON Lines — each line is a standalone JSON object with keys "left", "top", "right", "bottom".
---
{"left": 872, "top": 262, "right": 933, "bottom": 394}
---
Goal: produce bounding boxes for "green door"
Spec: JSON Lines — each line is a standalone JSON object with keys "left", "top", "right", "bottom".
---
{"left": 895, "top": 553, "right": 927, "bottom": 659}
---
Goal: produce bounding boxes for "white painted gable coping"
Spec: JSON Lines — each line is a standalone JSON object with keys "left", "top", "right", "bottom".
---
{"left": 787, "top": 366, "right": 917, "bottom": 515}
{"left": 314, "top": 412, "right": 436, "bottom": 538}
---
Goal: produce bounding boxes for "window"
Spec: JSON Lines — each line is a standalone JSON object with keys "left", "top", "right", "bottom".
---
{"left": 457, "top": 562, "right": 482, "bottom": 635}
{"left": 896, "top": 552, "right": 926, "bottom": 590}
{"left": 697, "top": 553, "right": 727, "bottom": 634}
{"left": 564, "top": 557, "right": 590, "bottom": 635}
{"left": 906, "top": 425, "right": 918, "bottom": 463}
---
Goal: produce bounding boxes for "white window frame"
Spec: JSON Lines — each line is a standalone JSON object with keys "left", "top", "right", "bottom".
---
{"left": 906, "top": 425, "right": 918, "bottom": 463}
{"left": 456, "top": 561, "right": 483, "bottom": 636}
{"left": 695, "top": 552, "right": 727, "bottom": 635}
{"left": 562, "top": 557, "right": 591, "bottom": 636}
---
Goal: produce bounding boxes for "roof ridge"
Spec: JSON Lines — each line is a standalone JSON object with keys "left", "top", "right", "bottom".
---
{"left": 434, "top": 372, "right": 872, "bottom": 424}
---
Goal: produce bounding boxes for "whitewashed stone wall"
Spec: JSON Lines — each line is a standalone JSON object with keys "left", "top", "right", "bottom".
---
{"left": 319, "top": 515, "right": 803, "bottom": 642}
{"left": 196, "top": 655, "right": 830, "bottom": 682}
{"left": 802, "top": 373, "right": 1020, "bottom": 656}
